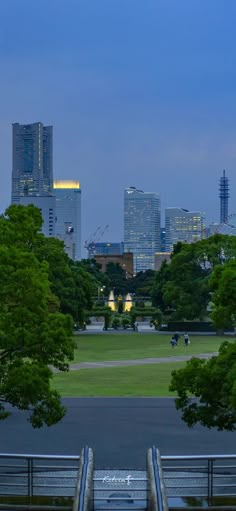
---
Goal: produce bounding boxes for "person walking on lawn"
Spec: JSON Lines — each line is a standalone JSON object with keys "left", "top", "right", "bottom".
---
{"left": 184, "top": 332, "right": 190, "bottom": 346}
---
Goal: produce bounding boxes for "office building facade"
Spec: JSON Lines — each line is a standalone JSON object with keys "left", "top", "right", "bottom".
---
{"left": 165, "top": 208, "right": 205, "bottom": 252}
{"left": 87, "top": 242, "right": 124, "bottom": 258}
{"left": 54, "top": 180, "right": 81, "bottom": 260}
{"left": 124, "top": 187, "right": 161, "bottom": 273}
{"left": 20, "top": 195, "right": 56, "bottom": 237}
{"left": 12, "top": 122, "right": 53, "bottom": 203}
{"left": 160, "top": 227, "right": 166, "bottom": 252}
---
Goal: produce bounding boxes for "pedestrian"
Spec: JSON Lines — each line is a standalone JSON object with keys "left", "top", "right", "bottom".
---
{"left": 184, "top": 332, "right": 190, "bottom": 346}
{"left": 173, "top": 332, "right": 180, "bottom": 345}
{"left": 170, "top": 336, "right": 176, "bottom": 348}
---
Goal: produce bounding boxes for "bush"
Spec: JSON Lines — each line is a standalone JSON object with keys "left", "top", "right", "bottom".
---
{"left": 112, "top": 317, "right": 120, "bottom": 329}
{"left": 122, "top": 316, "right": 130, "bottom": 329}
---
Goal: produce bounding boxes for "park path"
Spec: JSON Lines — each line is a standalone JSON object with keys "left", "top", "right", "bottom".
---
{"left": 67, "top": 352, "right": 218, "bottom": 371}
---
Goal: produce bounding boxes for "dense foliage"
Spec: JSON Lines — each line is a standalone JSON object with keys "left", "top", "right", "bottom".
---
{"left": 152, "top": 235, "right": 236, "bottom": 326}
{"left": 0, "top": 205, "right": 97, "bottom": 427}
{"left": 163, "top": 235, "right": 236, "bottom": 431}
{"left": 170, "top": 341, "right": 236, "bottom": 431}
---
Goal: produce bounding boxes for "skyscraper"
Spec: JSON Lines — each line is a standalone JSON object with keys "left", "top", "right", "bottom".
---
{"left": 165, "top": 207, "right": 205, "bottom": 251}
{"left": 12, "top": 122, "right": 53, "bottom": 203}
{"left": 54, "top": 180, "right": 82, "bottom": 260}
{"left": 124, "top": 187, "right": 161, "bottom": 273}
{"left": 20, "top": 195, "right": 56, "bottom": 238}
{"left": 219, "top": 169, "right": 229, "bottom": 224}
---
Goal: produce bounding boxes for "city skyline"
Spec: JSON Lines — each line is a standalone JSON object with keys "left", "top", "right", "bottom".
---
{"left": 0, "top": 0, "right": 236, "bottom": 246}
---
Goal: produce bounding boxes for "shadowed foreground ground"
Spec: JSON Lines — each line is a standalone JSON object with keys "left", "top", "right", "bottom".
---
{"left": 0, "top": 398, "right": 235, "bottom": 468}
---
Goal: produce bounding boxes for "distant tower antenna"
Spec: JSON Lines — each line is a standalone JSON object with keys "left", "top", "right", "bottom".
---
{"left": 219, "top": 169, "right": 229, "bottom": 223}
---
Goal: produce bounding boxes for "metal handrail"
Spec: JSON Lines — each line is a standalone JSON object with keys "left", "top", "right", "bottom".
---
{"left": 162, "top": 454, "right": 236, "bottom": 460}
{"left": 161, "top": 453, "right": 236, "bottom": 500}
{"left": 78, "top": 447, "right": 89, "bottom": 511}
{"left": 0, "top": 454, "right": 80, "bottom": 460}
{"left": 73, "top": 447, "right": 93, "bottom": 511}
{"left": 0, "top": 453, "right": 80, "bottom": 498}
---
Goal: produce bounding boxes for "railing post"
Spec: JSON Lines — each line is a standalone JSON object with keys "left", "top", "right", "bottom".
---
{"left": 207, "top": 459, "right": 214, "bottom": 501}
{"left": 27, "top": 458, "right": 33, "bottom": 497}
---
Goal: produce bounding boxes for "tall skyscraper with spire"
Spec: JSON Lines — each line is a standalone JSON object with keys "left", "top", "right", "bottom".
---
{"left": 12, "top": 122, "right": 53, "bottom": 203}
{"left": 219, "top": 169, "right": 229, "bottom": 224}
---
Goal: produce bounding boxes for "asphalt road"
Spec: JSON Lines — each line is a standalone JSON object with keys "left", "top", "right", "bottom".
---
{"left": 0, "top": 398, "right": 235, "bottom": 469}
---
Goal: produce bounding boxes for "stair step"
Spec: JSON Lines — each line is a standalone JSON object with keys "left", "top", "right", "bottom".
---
{"left": 93, "top": 470, "right": 147, "bottom": 510}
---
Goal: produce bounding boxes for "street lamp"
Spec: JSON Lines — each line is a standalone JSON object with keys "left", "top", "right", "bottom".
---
{"left": 98, "top": 286, "right": 105, "bottom": 303}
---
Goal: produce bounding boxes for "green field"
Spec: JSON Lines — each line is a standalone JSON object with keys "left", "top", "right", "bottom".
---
{"left": 53, "top": 361, "right": 186, "bottom": 397}
{"left": 52, "top": 334, "right": 234, "bottom": 397}
{"left": 72, "top": 333, "right": 229, "bottom": 364}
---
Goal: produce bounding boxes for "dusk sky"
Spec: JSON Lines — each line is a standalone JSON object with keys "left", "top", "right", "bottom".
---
{"left": 0, "top": 0, "right": 236, "bottom": 251}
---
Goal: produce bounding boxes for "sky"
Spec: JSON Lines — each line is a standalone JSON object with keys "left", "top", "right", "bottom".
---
{"left": 0, "top": 0, "right": 236, "bottom": 251}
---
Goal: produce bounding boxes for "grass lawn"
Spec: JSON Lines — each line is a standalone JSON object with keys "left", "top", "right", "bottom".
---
{"left": 72, "top": 333, "right": 231, "bottom": 364}
{"left": 53, "top": 361, "right": 189, "bottom": 397}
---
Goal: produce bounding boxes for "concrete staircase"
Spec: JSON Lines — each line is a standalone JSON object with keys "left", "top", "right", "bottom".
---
{"left": 93, "top": 469, "right": 147, "bottom": 511}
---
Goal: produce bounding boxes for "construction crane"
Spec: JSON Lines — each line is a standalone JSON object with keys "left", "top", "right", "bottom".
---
{"left": 85, "top": 225, "right": 110, "bottom": 258}
{"left": 96, "top": 224, "right": 109, "bottom": 243}
{"left": 84, "top": 226, "right": 101, "bottom": 252}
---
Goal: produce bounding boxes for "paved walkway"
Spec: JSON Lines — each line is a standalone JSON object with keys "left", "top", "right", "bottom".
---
{"left": 67, "top": 352, "right": 218, "bottom": 371}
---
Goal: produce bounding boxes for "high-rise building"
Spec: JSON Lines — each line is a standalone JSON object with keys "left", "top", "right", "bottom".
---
{"left": 124, "top": 187, "right": 161, "bottom": 273}
{"left": 160, "top": 227, "right": 166, "bottom": 252}
{"left": 165, "top": 208, "right": 205, "bottom": 251}
{"left": 54, "top": 180, "right": 81, "bottom": 261}
{"left": 20, "top": 196, "right": 56, "bottom": 237}
{"left": 219, "top": 169, "right": 229, "bottom": 223}
{"left": 12, "top": 122, "right": 53, "bottom": 203}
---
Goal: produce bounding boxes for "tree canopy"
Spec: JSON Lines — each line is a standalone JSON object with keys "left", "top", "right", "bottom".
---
{"left": 152, "top": 235, "right": 236, "bottom": 323}
{"left": 0, "top": 205, "right": 81, "bottom": 427}
{"left": 170, "top": 341, "right": 236, "bottom": 431}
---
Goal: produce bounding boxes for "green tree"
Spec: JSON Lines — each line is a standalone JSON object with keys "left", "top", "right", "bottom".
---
{"left": 34, "top": 238, "right": 97, "bottom": 322}
{"left": 0, "top": 205, "right": 77, "bottom": 427}
{"left": 105, "top": 262, "right": 128, "bottom": 295}
{"left": 170, "top": 341, "right": 236, "bottom": 431}
{"left": 0, "top": 204, "right": 43, "bottom": 249}
{"left": 128, "top": 270, "right": 156, "bottom": 297}
{"left": 152, "top": 261, "right": 171, "bottom": 312}
{"left": 152, "top": 235, "right": 236, "bottom": 320}
{"left": 0, "top": 245, "right": 74, "bottom": 427}
{"left": 210, "top": 260, "right": 236, "bottom": 331}
{"left": 1, "top": 206, "right": 99, "bottom": 324}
